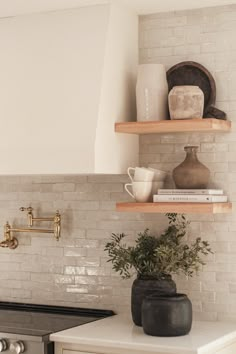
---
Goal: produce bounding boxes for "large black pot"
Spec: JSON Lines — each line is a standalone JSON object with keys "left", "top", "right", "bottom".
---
{"left": 142, "top": 293, "right": 192, "bottom": 337}
{"left": 131, "top": 277, "right": 176, "bottom": 326}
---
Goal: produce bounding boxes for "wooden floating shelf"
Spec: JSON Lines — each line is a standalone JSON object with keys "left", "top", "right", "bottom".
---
{"left": 115, "top": 118, "right": 231, "bottom": 134}
{"left": 116, "top": 202, "right": 232, "bottom": 214}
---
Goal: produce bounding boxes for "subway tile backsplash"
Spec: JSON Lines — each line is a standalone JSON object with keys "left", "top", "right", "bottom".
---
{"left": 0, "top": 175, "right": 134, "bottom": 313}
{"left": 0, "top": 170, "right": 231, "bottom": 321}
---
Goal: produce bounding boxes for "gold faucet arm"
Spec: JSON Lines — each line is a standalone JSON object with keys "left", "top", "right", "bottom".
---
{"left": 0, "top": 208, "right": 62, "bottom": 250}
{"left": 20, "top": 206, "right": 59, "bottom": 228}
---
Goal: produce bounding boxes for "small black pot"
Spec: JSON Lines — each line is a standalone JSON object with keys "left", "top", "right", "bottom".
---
{"left": 131, "top": 277, "right": 176, "bottom": 326}
{"left": 142, "top": 293, "right": 192, "bottom": 337}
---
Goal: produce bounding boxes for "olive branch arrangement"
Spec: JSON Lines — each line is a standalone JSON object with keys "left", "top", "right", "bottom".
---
{"left": 105, "top": 213, "right": 212, "bottom": 280}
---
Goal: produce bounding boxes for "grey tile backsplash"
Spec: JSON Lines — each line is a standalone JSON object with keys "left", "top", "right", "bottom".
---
{"left": 0, "top": 175, "right": 136, "bottom": 314}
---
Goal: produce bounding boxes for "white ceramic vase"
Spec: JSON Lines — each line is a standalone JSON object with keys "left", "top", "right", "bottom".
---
{"left": 136, "top": 64, "right": 168, "bottom": 121}
{"left": 168, "top": 85, "right": 204, "bottom": 120}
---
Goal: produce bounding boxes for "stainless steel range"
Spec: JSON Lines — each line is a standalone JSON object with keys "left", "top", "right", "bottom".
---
{"left": 0, "top": 302, "right": 114, "bottom": 354}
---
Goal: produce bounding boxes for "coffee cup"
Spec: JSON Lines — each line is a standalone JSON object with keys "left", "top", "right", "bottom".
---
{"left": 148, "top": 168, "right": 167, "bottom": 182}
{"left": 125, "top": 181, "right": 152, "bottom": 203}
{"left": 127, "top": 167, "right": 154, "bottom": 183}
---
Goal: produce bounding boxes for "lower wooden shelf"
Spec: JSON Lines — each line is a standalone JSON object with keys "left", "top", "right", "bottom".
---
{"left": 116, "top": 202, "right": 232, "bottom": 214}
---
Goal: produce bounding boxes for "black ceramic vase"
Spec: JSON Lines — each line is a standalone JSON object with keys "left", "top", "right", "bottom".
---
{"left": 142, "top": 293, "right": 192, "bottom": 337}
{"left": 131, "top": 277, "right": 176, "bottom": 327}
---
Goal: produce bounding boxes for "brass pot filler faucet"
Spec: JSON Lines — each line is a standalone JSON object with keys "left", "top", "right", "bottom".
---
{"left": 0, "top": 206, "right": 61, "bottom": 249}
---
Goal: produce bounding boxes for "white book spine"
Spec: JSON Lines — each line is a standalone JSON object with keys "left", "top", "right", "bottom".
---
{"left": 153, "top": 195, "right": 228, "bottom": 203}
{"left": 158, "top": 189, "right": 223, "bottom": 195}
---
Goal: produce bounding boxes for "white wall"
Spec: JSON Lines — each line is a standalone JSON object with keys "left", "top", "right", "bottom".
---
{"left": 0, "top": 3, "right": 138, "bottom": 174}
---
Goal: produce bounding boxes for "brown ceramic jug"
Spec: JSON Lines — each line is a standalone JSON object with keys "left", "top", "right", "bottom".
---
{"left": 173, "top": 146, "right": 210, "bottom": 189}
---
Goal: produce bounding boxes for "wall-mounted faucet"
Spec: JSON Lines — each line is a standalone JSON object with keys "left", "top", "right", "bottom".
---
{"left": 0, "top": 206, "right": 61, "bottom": 250}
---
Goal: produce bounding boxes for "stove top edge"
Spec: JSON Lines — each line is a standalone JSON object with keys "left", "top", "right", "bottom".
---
{"left": 0, "top": 301, "right": 115, "bottom": 318}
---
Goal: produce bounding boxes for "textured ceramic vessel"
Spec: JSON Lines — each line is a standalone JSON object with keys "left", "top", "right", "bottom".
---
{"left": 168, "top": 85, "right": 204, "bottom": 119}
{"left": 142, "top": 294, "right": 192, "bottom": 337}
{"left": 136, "top": 64, "right": 168, "bottom": 121}
{"left": 173, "top": 146, "right": 210, "bottom": 189}
{"left": 131, "top": 276, "right": 176, "bottom": 327}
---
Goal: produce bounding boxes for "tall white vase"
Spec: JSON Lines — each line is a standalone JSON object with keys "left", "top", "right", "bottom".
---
{"left": 136, "top": 64, "right": 168, "bottom": 121}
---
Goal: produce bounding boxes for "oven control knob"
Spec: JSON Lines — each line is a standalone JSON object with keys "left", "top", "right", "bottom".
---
{"left": 0, "top": 339, "right": 7, "bottom": 352}
{"left": 10, "top": 341, "right": 25, "bottom": 354}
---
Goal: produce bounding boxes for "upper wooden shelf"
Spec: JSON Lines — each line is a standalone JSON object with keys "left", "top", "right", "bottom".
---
{"left": 115, "top": 118, "right": 231, "bottom": 134}
{"left": 116, "top": 202, "right": 232, "bottom": 214}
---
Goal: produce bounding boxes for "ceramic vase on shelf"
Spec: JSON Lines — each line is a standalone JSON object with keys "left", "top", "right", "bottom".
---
{"left": 136, "top": 64, "right": 168, "bottom": 121}
{"left": 173, "top": 146, "right": 210, "bottom": 189}
{"left": 168, "top": 85, "right": 204, "bottom": 120}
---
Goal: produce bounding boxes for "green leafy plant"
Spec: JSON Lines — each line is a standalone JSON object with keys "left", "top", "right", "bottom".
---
{"left": 104, "top": 213, "right": 212, "bottom": 280}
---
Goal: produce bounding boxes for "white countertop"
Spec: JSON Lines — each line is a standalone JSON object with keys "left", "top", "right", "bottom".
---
{"left": 50, "top": 315, "right": 236, "bottom": 354}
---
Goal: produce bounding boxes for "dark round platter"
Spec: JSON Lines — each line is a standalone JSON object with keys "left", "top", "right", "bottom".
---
{"left": 167, "top": 61, "right": 216, "bottom": 113}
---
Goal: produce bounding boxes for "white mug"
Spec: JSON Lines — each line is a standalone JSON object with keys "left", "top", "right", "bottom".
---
{"left": 127, "top": 167, "right": 154, "bottom": 182}
{"left": 125, "top": 182, "right": 152, "bottom": 203}
{"left": 148, "top": 168, "right": 167, "bottom": 182}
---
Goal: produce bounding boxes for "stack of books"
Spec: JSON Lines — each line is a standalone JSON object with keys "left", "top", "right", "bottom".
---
{"left": 153, "top": 189, "right": 228, "bottom": 203}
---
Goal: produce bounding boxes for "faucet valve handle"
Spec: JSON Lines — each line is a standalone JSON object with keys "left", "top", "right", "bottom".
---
{"left": 19, "top": 207, "right": 33, "bottom": 227}
{"left": 20, "top": 207, "right": 33, "bottom": 212}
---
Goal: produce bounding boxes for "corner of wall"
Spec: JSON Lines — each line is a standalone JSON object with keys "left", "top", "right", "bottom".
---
{"left": 94, "top": 0, "right": 139, "bottom": 174}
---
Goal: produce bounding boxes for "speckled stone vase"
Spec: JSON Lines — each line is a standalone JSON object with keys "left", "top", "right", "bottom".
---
{"left": 142, "top": 293, "right": 192, "bottom": 337}
{"left": 168, "top": 85, "right": 204, "bottom": 119}
{"left": 173, "top": 146, "right": 210, "bottom": 189}
{"left": 131, "top": 277, "right": 176, "bottom": 327}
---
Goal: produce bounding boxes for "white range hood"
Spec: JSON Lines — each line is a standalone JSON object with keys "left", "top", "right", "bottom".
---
{"left": 0, "top": 1, "right": 138, "bottom": 174}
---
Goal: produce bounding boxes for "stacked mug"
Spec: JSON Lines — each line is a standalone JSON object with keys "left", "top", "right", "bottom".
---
{"left": 125, "top": 167, "right": 167, "bottom": 202}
